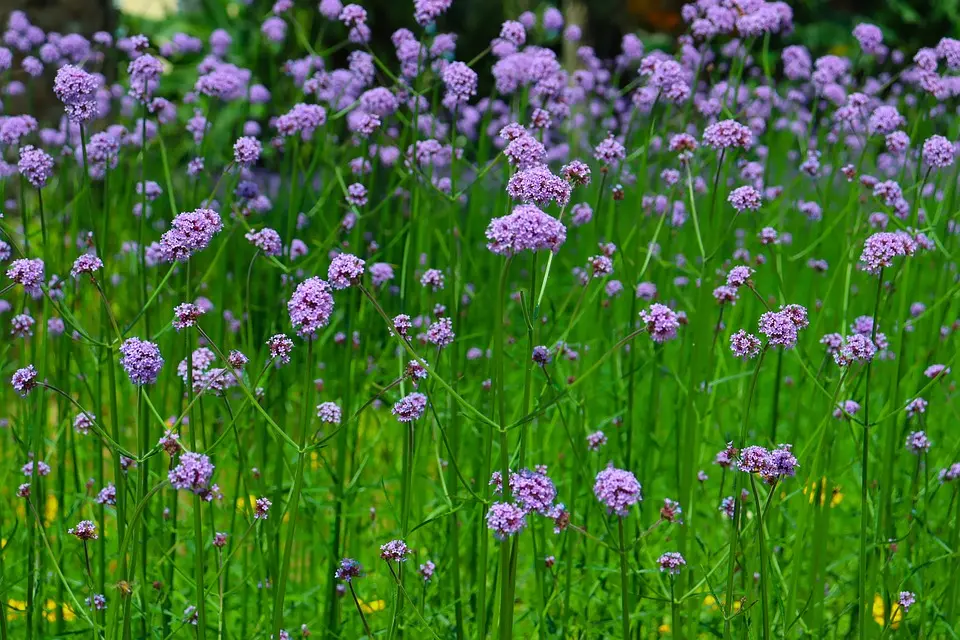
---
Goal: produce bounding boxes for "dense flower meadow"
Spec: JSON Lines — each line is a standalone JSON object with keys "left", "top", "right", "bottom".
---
{"left": 1, "top": 0, "right": 958, "bottom": 637}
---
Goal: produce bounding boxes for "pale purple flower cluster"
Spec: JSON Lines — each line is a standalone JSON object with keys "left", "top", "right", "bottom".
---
{"left": 486, "top": 502, "right": 527, "bottom": 540}
{"left": 656, "top": 552, "right": 686, "bottom": 575}
{"left": 159, "top": 208, "right": 223, "bottom": 262}
{"left": 392, "top": 392, "right": 428, "bottom": 422}
{"left": 328, "top": 253, "right": 365, "bottom": 289}
{"left": 69, "top": 520, "right": 99, "bottom": 541}
{"left": 245, "top": 228, "right": 282, "bottom": 257}
{"left": 288, "top": 277, "right": 335, "bottom": 338}
{"left": 335, "top": 558, "right": 363, "bottom": 582}
{"left": 316, "top": 401, "right": 342, "bottom": 424}
{"left": 728, "top": 185, "right": 762, "bottom": 212}
{"left": 730, "top": 330, "right": 762, "bottom": 359}
{"left": 70, "top": 254, "right": 103, "bottom": 278}
{"left": 7, "top": 258, "right": 45, "bottom": 297}
{"left": 703, "top": 119, "right": 753, "bottom": 149}
{"left": 859, "top": 231, "right": 917, "bottom": 273}
{"left": 267, "top": 334, "right": 295, "bottom": 364}
{"left": 173, "top": 303, "right": 205, "bottom": 331}
{"left": 640, "top": 303, "right": 681, "bottom": 343}
{"left": 119, "top": 338, "right": 164, "bottom": 385}
{"left": 485, "top": 204, "right": 567, "bottom": 256}
{"left": 737, "top": 444, "right": 798, "bottom": 484}
{"left": 905, "top": 431, "right": 931, "bottom": 454}
{"left": 11, "top": 365, "right": 39, "bottom": 397}
{"left": 758, "top": 306, "right": 808, "bottom": 349}
{"left": 593, "top": 465, "right": 642, "bottom": 516}
{"left": 18, "top": 146, "right": 54, "bottom": 188}
{"left": 168, "top": 452, "right": 216, "bottom": 496}
{"left": 506, "top": 165, "right": 571, "bottom": 207}
{"left": 586, "top": 430, "right": 607, "bottom": 451}
{"left": 53, "top": 64, "right": 99, "bottom": 122}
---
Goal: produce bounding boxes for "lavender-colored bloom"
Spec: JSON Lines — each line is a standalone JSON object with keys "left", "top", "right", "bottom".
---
{"left": 96, "top": 483, "right": 116, "bottom": 505}
{"left": 867, "top": 106, "right": 905, "bottom": 135}
{"left": 906, "top": 431, "right": 931, "bottom": 454}
{"left": 660, "top": 499, "right": 685, "bottom": 524}
{"left": 640, "top": 303, "right": 680, "bottom": 343}
{"left": 173, "top": 303, "right": 205, "bottom": 331}
{"left": 335, "top": 558, "right": 363, "bottom": 581}
{"left": 254, "top": 496, "right": 272, "bottom": 519}
{"left": 369, "top": 262, "right": 395, "bottom": 286}
{"left": 168, "top": 452, "right": 215, "bottom": 495}
{"left": 420, "top": 268, "right": 445, "bottom": 290}
{"left": 925, "top": 364, "right": 949, "bottom": 379}
{"left": 261, "top": 16, "right": 287, "bottom": 42}
{"left": 233, "top": 136, "right": 262, "bottom": 167}
{"left": 327, "top": 253, "right": 365, "bottom": 289}
{"left": 18, "top": 146, "right": 54, "bottom": 188}
{"left": 853, "top": 23, "right": 884, "bottom": 55}
{"left": 73, "top": 412, "right": 95, "bottom": 435}
{"left": 11, "top": 365, "right": 38, "bottom": 397}
{"left": 69, "top": 520, "right": 99, "bottom": 541}
{"left": 380, "top": 539, "right": 412, "bottom": 562}
{"left": 571, "top": 203, "right": 593, "bottom": 226}
{"left": 593, "top": 465, "right": 642, "bottom": 516}
{"left": 426, "top": 317, "right": 455, "bottom": 348}
{"left": 316, "top": 401, "right": 342, "bottom": 424}
{"left": 7, "top": 258, "right": 45, "bottom": 297}
{"left": 833, "top": 400, "right": 861, "bottom": 419}
{"left": 510, "top": 468, "right": 557, "bottom": 514}
{"left": 758, "top": 311, "right": 799, "bottom": 349}
{"left": 441, "top": 61, "right": 477, "bottom": 106}
{"left": 486, "top": 502, "right": 527, "bottom": 540}
{"left": 593, "top": 134, "right": 626, "bottom": 165}
{"left": 730, "top": 330, "right": 762, "bottom": 359}
{"left": 561, "top": 160, "right": 591, "bottom": 186}
{"left": 922, "top": 135, "right": 955, "bottom": 168}
{"left": 727, "top": 266, "right": 754, "bottom": 287}
{"left": 500, "top": 21, "right": 526, "bottom": 47}
{"left": 703, "top": 119, "right": 753, "bottom": 149}
{"left": 159, "top": 209, "right": 223, "bottom": 262}
{"left": 274, "top": 103, "right": 327, "bottom": 140}
{"left": 70, "top": 254, "right": 103, "bottom": 278}
{"left": 418, "top": 560, "right": 436, "bottom": 582}
{"left": 635, "top": 281, "right": 657, "bottom": 300}
{"left": 898, "top": 591, "right": 916, "bottom": 612}
{"left": 485, "top": 204, "right": 567, "bottom": 256}
{"left": 245, "top": 228, "right": 282, "bottom": 257}
{"left": 53, "top": 64, "right": 99, "bottom": 122}
{"left": 506, "top": 165, "right": 571, "bottom": 207}
{"left": 504, "top": 133, "right": 547, "bottom": 169}
{"left": 586, "top": 430, "right": 607, "bottom": 451}
{"left": 657, "top": 552, "right": 686, "bottom": 575}
{"left": 392, "top": 392, "right": 427, "bottom": 422}
{"left": 859, "top": 231, "right": 916, "bottom": 274}
{"left": 287, "top": 277, "right": 335, "bottom": 338}
{"left": 119, "top": 338, "right": 164, "bottom": 385}
{"left": 728, "top": 186, "right": 762, "bottom": 212}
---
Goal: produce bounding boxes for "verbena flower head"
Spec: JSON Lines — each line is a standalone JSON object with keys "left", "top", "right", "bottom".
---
{"left": 898, "top": 591, "right": 916, "bottom": 612}
{"left": 316, "top": 401, "right": 342, "bottom": 424}
{"left": 703, "top": 119, "right": 753, "bottom": 149}
{"left": 254, "top": 497, "right": 272, "bottom": 519}
{"left": 392, "top": 392, "right": 427, "bottom": 422}
{"left": 485, "top": 205, "right": 567, "bottom": 256}
{"left": 586, "top": 430, "right": 607, "bottom": 451}
{"left": 905, "top": 431, "right": 931, "bottom": 454}
{"left": 168, "top": 451, "right": 215, "bottom": 496}
{"left": 335, "top": 558, "right": 363, "bottom": 582}
{"left": 833, "top": 334, "right": 877, "bottom": 366}
{"left": 418, "top": 560, "right": 436, "bottom": 582}
{"left": 728, "top": 185, "right": 762, "bottom": 212}
{"left": 758, "top": 310, "right": 800, "bottom": 348}
{"left": 380, "top": 539, "right": 412, "bottom": 562}
{"left": 426, "top": 317, "right": 455, "bottom": 348}
{"left": 233, "top": 136, "right": 262, "bottom": 167}
{"left": 119, "top": 338, "right": 164, "bottom": 385}
{"left": 853, "top": 23, "right": 884, "bottom": 55}
{"left": 510, "top": 467, "right": 558, "bottom": 515}
{"left": 18, "top": 146, "right": 54, "bottom": 188}
{"left": 70, "top": 254, "right": 103, "bottom": 279}
{"left": 506, "top": 165, "right": 572, "bottom": 207}
{"left": 640, "top": 303, "right": 681, "bottom": 343}
{"left": 727, "top": 265, "right": 754, "bottom": 288}
{"left": 245, "top": 228, "right": 282, "bottom": 257}
{"left": 486, "top": 502, "right": 527, "bottom": 540}
{"left": 922, "top": 135, "right": 955, "bottom": 168}
{"left": 859, "top": 232, "right": 916, "bottom": 274}
{"left": 7, "top": 258, "right": 45, "bottom": 297}
{"left": 53, "top": 64, "right": 99, "bottom": 122}
{"left": 69, "top": 520, "right": 99, "bottom": 541}
{"left": 267, "top": 334, "right": 295, "bottom": 364}
{"left": 594, "top": 465, "right": 642, "bottom": 516}
{"left": 11, "top": 365, "right": 39, "bottom": 397}
{"left": 657, "top": 552, "right": 686, "bottom": 575}
{"left": 730, "top": 330, "right": 762, "bottom": 359}
{"left": 288, "top": 277, "right": 335, "bottom": 338}
{"left": 327, "top": 254, "right": 365, "bottom": 289}
{"left": 173, "top": 303, "right": 205, "bottom": 331}
{"left": 593, "top": 134, "right": 626, "bottom": 165}
{"left": 159, "top": 208, "right": 223, "bottom": 262}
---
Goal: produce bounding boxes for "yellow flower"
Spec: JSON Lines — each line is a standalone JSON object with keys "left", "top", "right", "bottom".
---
{"left": 872, "top": 594, "right": 902, "bottom": 629}
{"left": 44, "top": 495, "right": 59, "bottom": 525}
{"left": 6, "top": 599, "right": 27, "bottom": 621}
{"left": 358, "top": 598, "right": 386, "bottom": 613}
{"left": 658, "top": 623, "right": 671, "bottom": 634}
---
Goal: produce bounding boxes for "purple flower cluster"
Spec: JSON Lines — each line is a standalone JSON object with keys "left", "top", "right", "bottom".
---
{"left": 119, "top": 338, "right": 164, "bottom": 385}
{"left": 593, "top": 465, "right": 642, "bottom": 516}
{"left": 288, "top": 277, "right": 335, "bottom": 338}
{"left": 485, "top": 205, "right": 567, "bottom": 256}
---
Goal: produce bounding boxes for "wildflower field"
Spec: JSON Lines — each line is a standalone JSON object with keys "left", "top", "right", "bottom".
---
{"left": 1, "top": 0, "right": 959, "bottom": 637}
